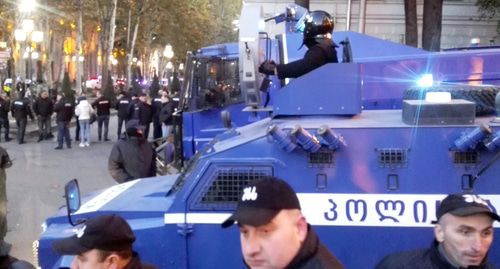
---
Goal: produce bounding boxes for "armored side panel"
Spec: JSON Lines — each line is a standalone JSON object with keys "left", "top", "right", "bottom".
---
{"left": 273, "top": 63, "right": 362, "bottom": 116}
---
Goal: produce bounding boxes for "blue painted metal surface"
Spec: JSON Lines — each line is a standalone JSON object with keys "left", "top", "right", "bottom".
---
{"left": 38, "top": 22, "right": 500, "bottom": 269}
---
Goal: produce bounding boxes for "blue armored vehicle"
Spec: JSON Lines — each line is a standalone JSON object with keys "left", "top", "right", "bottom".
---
{"left": 37, "top": 4, "right": 500, "bottom": 269}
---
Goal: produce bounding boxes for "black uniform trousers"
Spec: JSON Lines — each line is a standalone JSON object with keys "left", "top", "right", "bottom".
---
{"left": 15, "top": 119, "right": 27, "bottom": 144}
{"left": 0, "top": 118, "right": 9, "bottom": 141}
{"left": 97, "top": 115, "right": 110, "bottom": 140}
{"left": 57, "top": 121, "right": 71, "bottom": 148}
{"left": 117, "top": 116, "right": 127, "bottom": 139}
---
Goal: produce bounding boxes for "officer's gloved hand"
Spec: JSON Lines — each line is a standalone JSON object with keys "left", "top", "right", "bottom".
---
{"left": 258, "top": 61, "right": 276, "bottom": 76}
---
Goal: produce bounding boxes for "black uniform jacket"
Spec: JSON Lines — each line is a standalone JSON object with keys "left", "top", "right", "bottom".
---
{"left": 54, "top": 98, "right": 74, "bottom": 122}
{"left": 92, "top": 96, "right": 111, "bottom": 116}
{"left": 116, "top": 96, "right": 132, "bottom": 118}
{"left": 11, "top": 98, "right": 34, "bottom": 120}
{"left": 375, "top": 240, "right": 496, "bottom": 269}
{"left": 276, "top": 42, "right": 338, "bottom": 79}
{"left": 0, "top": 98, "right": 10, "bottom": 119}
{"left": 33, "top": 97, "right": 54, "bottom": 117}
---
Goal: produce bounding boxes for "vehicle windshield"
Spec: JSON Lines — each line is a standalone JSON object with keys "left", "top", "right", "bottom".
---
{"left": 190, "top": 57, "right": 242, "bottom": 110}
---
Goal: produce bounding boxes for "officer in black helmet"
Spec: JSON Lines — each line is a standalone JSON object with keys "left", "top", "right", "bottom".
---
{"left": 259, "top": 10, "right": 338, "bottom": 79}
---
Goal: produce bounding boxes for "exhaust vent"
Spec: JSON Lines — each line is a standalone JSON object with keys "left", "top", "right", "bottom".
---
{"left": 377, "top": 148, "right": 408, "bottom": 167}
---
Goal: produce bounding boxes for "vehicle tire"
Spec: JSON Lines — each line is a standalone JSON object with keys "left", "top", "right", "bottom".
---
{"left": 403, "top": 85, "right": 500, "bottom": 116}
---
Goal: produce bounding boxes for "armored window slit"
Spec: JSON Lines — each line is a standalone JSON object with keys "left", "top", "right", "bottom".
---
{"left": 196, "top": 166, "right": 273, "bottom": 210}
{"left": 452, "top": 151, "right": 479, "bottom": 164}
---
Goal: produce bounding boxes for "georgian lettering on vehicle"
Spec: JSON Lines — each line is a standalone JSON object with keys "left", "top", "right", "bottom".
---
{"left": 299, "top": 194, "right": 500, "bottom": 227}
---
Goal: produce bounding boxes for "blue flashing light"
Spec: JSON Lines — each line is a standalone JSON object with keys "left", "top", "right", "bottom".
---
{"left": 416, "top": 74, "right": 433, "bottom": 88}
{"left": 268, "top": 125, "right": 296, "bottom": 152}
{"left": 291, "top": 125, "right": 321, "bottom": 153}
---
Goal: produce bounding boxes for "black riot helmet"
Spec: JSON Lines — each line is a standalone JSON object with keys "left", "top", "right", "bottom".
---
{"left": 303, "top": 11, "right": 334, "bottom": 47}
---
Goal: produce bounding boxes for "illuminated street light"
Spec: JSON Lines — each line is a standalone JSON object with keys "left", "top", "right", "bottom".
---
{"left": 163, "top": 44, "right": 174, "bottom": 59}
{"left": 15, "top": 19, "right": 44, "bottom": 81}
{"left": 179, "top": 63, "right": 184, "bottom": 71}
{"left": 19, "top": 0, "right": 37, "bottom": 13}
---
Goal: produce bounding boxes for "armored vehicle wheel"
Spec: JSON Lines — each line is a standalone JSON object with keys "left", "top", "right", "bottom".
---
{"left": 403, "top": 85, "right": 500, "bottom": 116}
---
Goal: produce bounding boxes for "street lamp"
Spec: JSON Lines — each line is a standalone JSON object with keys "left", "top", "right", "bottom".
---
{"left": 14, "top": 18, "right": 43, "bottom": 82}
{"left": 163, "top": 44, "right": 174, "bottom": 84}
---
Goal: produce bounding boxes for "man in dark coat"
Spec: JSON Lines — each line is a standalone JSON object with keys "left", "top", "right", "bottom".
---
{"left": 33, "top": 90, "right": 54, "bottom": 142}
{"left": 108, "top": 120, "right": 156, "bottom": 183}
{"left": 375, "top": 193, "right": 500, "bottom": 269}
{"left": 92, "top": 90, "right": 112, "bottom": 141}
{"left": 115, "top": 91, "right": 131, "bottom": 139}
{"left": 259, "top": 11, "right": 338, "bottom": 79}
{"left": 151, "top": 90, "right": 164, "bottom": 139}
{"left": 222, "top": 176, "right": 344, "bottom": 269}
{"left": 52, "top": 214, "right": 156, "bottom": 269}
{"left": 53, "top": 94, "right": 74, "bottom": 149}
{"left": 128, "top": 93, "right": 152, "bottom": 140}
{"left": 0, "top": 94, "right": 12, "bottom": 142}
{"left": 10, "top": 90, "right": 34, "bottom": 144}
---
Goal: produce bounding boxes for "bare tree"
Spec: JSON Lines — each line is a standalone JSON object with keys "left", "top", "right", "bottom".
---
{"left": 404, "top": 0, "right": 418, "bottom": 47}
{"left": 422, "top": 0, "right": 443, "bottom": 51}
{"left": 96, "top": 0, "right": 118, "bottom": 97}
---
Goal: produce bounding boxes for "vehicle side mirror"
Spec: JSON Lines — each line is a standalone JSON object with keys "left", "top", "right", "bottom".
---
{"left": 64, "top": 179, "right": 84, "bottom": 226}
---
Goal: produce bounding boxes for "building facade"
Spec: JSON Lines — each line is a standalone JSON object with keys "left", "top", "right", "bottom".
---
{"left": 247, "top": 0, "right": 500, "bottom": 49}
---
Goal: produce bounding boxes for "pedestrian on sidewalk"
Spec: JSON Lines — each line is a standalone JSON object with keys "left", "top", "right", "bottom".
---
{"left": 54, "top": 94, "right": 74, "bottom": 150}
{"left": 0, "top": 94, "right": 12, "bottom": 142}
{"left": 33, "top": 90, "right": 54, "bottom": 142}
{"left": 74, "top": 96, "right": 93, "bottom": 147}
{"left": 92, "top": 90, "right": 111, "bottom": 141}
{"left": 11, "top": 90, "right": 34, "bottom": 144}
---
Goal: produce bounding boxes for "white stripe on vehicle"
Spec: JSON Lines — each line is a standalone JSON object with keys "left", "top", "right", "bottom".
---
{"left": 164, "top": 194, "right": 500, "bottom": 227}
{"left": 75, "top": 180, "right": 140, "bottom": 214}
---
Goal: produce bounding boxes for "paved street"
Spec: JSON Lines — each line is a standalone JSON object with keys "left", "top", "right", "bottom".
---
{"left": 3, "top": 115, "right": 124, "bottom": 264}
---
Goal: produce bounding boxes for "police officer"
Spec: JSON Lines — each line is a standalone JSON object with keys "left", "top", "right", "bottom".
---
{"left": 259, "top": 10, "right": 338, "bottom": 79}
{"left": 33, "top": 90, "right": 54, "bottom": 142}
{"left": 92, "top": 90, "right": 111, "bottom": 141}
{"left": 115, "top": 91, "right": 131, "bottom": 139}
{"left": 151, "top": 89, "right": 164, "bottom": 139}
{"left": 53, "top": 94, "right": 74, "bottom": 149}
{"left": 0, "top": 94, "right": 11, "bottom": 142}
{"left": 11, "top": 90, "right": 34, "bottom": 144}
{"left": 128, "top": 92, "right": 152, "bottom": 140}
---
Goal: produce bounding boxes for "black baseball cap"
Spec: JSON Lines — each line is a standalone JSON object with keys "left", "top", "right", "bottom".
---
{"left": 126, "top": 119, "right": 145, "bottom": 131}
{"left": 432, "top": 193, "right": 500, "bottom": 224}
{"left": 221, "top": 176, "right": 301, "bottom": 228}
{"left": 52, "top": 214, "right": 136, "bottom": 255}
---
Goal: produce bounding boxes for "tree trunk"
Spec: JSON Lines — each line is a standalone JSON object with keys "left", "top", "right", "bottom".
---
{"left": 75, "top": 1, "right": 84, "bottom": 95}
{"left": 422, "top": 0, "right": 443, "bottom": 51}
{"left": 404, "top": 0, "right": 418, "bottom": 47}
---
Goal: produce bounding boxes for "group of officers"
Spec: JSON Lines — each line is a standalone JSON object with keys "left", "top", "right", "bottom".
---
{"left": 0, "top": 83, "right": 175, "bottom": 148}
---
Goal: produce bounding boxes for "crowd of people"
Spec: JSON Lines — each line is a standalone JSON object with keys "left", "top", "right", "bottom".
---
{"left": 0, "top": 83, "right": 175, "bottom": 150}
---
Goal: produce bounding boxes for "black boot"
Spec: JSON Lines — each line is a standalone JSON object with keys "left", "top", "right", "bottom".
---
{"left": 37, "top": 134, "right": 44, "bottom": 142}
